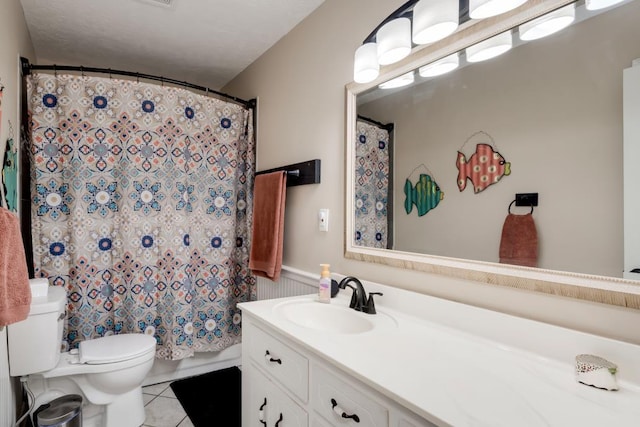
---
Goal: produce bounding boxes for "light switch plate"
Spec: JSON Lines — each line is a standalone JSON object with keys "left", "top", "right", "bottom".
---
{"left": 318, "top": 209, "right": 329, "bottom": 232}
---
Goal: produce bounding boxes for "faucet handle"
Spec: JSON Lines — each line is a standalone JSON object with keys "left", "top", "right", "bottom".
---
{"left": 340, "top": 283, "right": 359, "bottom": 308}
{"left": 364, "top": 292, "right": 383, "bottom": 314}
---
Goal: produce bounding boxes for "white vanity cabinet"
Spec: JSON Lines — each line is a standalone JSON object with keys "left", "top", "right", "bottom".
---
{"left": 240, "top": 283, "right": 640, "bottom": 426}
{"left": 242, "top": 316, "right": 436, "bottom": 427}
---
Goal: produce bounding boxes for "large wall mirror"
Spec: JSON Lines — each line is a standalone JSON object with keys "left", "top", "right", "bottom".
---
{"left": 345, "top": 0, "right": 640, "bottom": 308}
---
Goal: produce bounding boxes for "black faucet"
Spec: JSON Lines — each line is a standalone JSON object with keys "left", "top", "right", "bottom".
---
{"left": 338, "top": 276, "right": 382, "bottom": 314}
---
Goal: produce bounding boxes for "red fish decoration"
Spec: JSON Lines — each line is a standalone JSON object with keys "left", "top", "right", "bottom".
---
{"left": 456, "top": 143, "right": 511, "bottom": 193}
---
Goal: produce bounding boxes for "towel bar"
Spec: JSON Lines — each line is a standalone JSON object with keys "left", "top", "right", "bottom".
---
{"left": 256, "top": 159, "right": 320, "bottom": 187}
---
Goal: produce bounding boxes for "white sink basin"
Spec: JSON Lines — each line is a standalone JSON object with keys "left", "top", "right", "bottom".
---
{"left": 273, "top": 298, "right": 397, "bottom": 334}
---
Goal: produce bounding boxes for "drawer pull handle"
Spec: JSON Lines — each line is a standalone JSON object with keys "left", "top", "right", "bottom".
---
{"left": 265, "top": 350, "right": 282, "bottom": 365}
{"left": 331, "top": 398, "right": 360, "bottom": 423}
{"left": 274, "top": 413, "right": 283, "bottom": 427}
{"left": 259, "top": 397, "right": 267, "bottom": 426}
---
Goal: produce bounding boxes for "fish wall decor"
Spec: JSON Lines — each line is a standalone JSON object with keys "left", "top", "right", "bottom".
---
{"left": 404, "top": 173, "right": 444, "bottom": 216}
{"left": 2, "top": 137, "right": 18, "bottom": 212}
{"left": 456, "top": 143, "right": 511, "bottom": 193}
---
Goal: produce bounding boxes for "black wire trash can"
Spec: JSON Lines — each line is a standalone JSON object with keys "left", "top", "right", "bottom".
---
{"left": 33, "top": 394, "right": 82, "bottom": 427}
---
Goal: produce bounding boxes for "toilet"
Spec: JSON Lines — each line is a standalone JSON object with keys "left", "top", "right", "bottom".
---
{"left": 7, "top": 285, "right": 157, "bottom": 427}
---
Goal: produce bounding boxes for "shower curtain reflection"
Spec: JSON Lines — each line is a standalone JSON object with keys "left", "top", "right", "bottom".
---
{"left": 27, "top": 73, "right": 256, "bottom": 360}
{"left": 354, "top": 117, "right": 393, "bottom": 249}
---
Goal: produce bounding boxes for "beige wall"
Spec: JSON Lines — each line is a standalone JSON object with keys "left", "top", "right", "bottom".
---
{"left": 1, "top": 0, "right": 35, "bottom": 207}
{"left": 0, "top": 1, "right": 35, "bottom": 424}
{"left": 359, "top": 2, "right": 640, "bottom": 278}
{"left": 225, "top": 0, "right": 640, "bottom": 345}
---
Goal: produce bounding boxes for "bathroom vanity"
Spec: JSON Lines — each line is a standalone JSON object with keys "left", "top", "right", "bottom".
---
{"left": 241, "top": 305, "right": 430, "bottom": 426}
{"left": 239, "top": 278, "right": 640, "bottom": 426}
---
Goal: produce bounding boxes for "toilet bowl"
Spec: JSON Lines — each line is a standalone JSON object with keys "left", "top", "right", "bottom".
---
{"left": 7, "top": 284, "right": 157, "bottom": 427}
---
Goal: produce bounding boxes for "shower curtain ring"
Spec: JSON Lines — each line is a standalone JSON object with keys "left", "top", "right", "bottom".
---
{"left": 53, "top": 64, "right": 57, "bottom": 77}
{"left": 136, "top": 72, "right": 140, "bottom": 83}
{"left": 80, "top": 66, "right": 84, "bottom": 77}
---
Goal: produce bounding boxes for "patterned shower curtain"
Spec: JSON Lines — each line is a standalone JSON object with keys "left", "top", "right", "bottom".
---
{"left": 27, "top": 73, "right": 256, "bottom": 360}
{"left": 354, "top": 118, "right": 392, "bottom": 249}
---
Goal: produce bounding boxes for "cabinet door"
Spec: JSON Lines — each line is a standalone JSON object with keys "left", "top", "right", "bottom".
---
{"left": 310, "top": 413, "right": 335, "bottom": 427}
{"left": 311, "top": 363, "right": 388, "bottom": 427}
{"left": 245, "top": 364, "right": 308, "bottom": 427}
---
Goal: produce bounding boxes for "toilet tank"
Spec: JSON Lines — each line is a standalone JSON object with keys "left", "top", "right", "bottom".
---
{"left": 8, "top": 286, "right": 66, "bottom": 376}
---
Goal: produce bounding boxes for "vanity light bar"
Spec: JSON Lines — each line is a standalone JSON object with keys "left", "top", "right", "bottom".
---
{"left": 353, "top": 0, "right": 529, "bottom": 85}
{"left": 363, "top": 0, "right": 610, "bottom": 90}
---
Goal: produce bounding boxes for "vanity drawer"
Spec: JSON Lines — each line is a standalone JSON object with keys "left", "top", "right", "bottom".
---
{"left": 245, "top": 322, "right": 309, "bottom": 402}
{"left": 311, "top": 363, "right": 388, "bottom": 427}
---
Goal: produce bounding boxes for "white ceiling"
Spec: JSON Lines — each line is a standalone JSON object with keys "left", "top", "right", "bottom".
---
{"left": 20, "top": 0, "right": 325, "bottom": 90}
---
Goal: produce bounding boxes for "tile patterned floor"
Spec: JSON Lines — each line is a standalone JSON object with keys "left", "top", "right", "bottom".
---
{"left": 141, "top": 381, "right": 193, "bottom": 427}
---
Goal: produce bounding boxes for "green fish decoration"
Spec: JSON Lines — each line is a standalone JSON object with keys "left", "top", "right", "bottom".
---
{"left": 404, "top": 174, "right": 444, "bottom": 216}
{"left": 2, "top": 137, "right": 18, "bottom": 212}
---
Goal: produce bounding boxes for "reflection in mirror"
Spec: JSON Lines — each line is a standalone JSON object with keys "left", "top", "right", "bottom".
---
{"left": 352, "top": 0, "right": 640, "bottom": 280}
{"left": 354, "top": 116, "right": 394, "bottom": 249}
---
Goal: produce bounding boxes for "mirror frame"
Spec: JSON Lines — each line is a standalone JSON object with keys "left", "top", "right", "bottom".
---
{"left": 345, "top": 0, "right": 640, "bottom": 310}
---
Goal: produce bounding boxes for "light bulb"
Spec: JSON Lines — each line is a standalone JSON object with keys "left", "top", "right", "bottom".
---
{"left": 377, "top": 17, "right": 412, "bottom": 65}
{"left": 412, "top": 0, "right": 459, "bottom": 45}
{"left": 466, "top": 32, "right": 513, "bottom": 62}
{"left": 354, "top": 43, "right": 380, "bottom": 84}
{"left": 519, "top": 4, "right": 575, "bottom": 41}
{"left": 419, "top": 53, "right": 459, "bottom": 77}
{"left": 379, "top": 72, "right": 415, "bottom": 89}
{"left": 469, "top": 0, "right": 529, "bottom": 19}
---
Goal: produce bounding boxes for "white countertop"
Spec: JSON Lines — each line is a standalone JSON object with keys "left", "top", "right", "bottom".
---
{"left": 239, "top": 279, "right": 640, "bottom": 426}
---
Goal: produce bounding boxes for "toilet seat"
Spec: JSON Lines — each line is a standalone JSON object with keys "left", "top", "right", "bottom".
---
{"left": 79, "top": 334, "right": 156, "bottom": 364}
{"left": 40, "top": 334, "right": 157, "bottom": 379}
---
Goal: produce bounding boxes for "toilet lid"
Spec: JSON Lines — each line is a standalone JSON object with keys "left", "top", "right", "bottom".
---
{"left": 79, "top": 334, "right": 156, "bottom": 364}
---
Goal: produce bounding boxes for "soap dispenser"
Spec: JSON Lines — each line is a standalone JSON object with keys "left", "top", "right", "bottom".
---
{"left": 318, "top": 264, "right": 331, "bottom": 303}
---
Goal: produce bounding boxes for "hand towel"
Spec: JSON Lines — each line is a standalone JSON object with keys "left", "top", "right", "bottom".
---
{"left": 499, "top": 213, "right": 538, "bottom": 267}
{"left": 250, "top": 171, "right": 287, "bottom": 281}
{"left": 0, "top": 206, "right": 32, "bottom": 326}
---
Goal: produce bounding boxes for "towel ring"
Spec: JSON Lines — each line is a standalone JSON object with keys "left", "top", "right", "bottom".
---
{"left": 508, "top": 200, "right": 533, "bottom": 214}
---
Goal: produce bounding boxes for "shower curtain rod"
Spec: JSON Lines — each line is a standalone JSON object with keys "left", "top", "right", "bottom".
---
{"left": 20, "top": 57, "right": 255, "bottom": 109}
{"left": 357, "top": 114, "right": 394, "bottom": 131}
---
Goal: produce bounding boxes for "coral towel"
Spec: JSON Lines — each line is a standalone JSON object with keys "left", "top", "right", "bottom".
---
{"left": 250, "top": 171, "right": 287, "bottom": 281}
{"left": 0, "top": 206, "right": 31, "bottom": 327}
{"left": 499, "top": 213, "right": 538, "bottom": 267}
